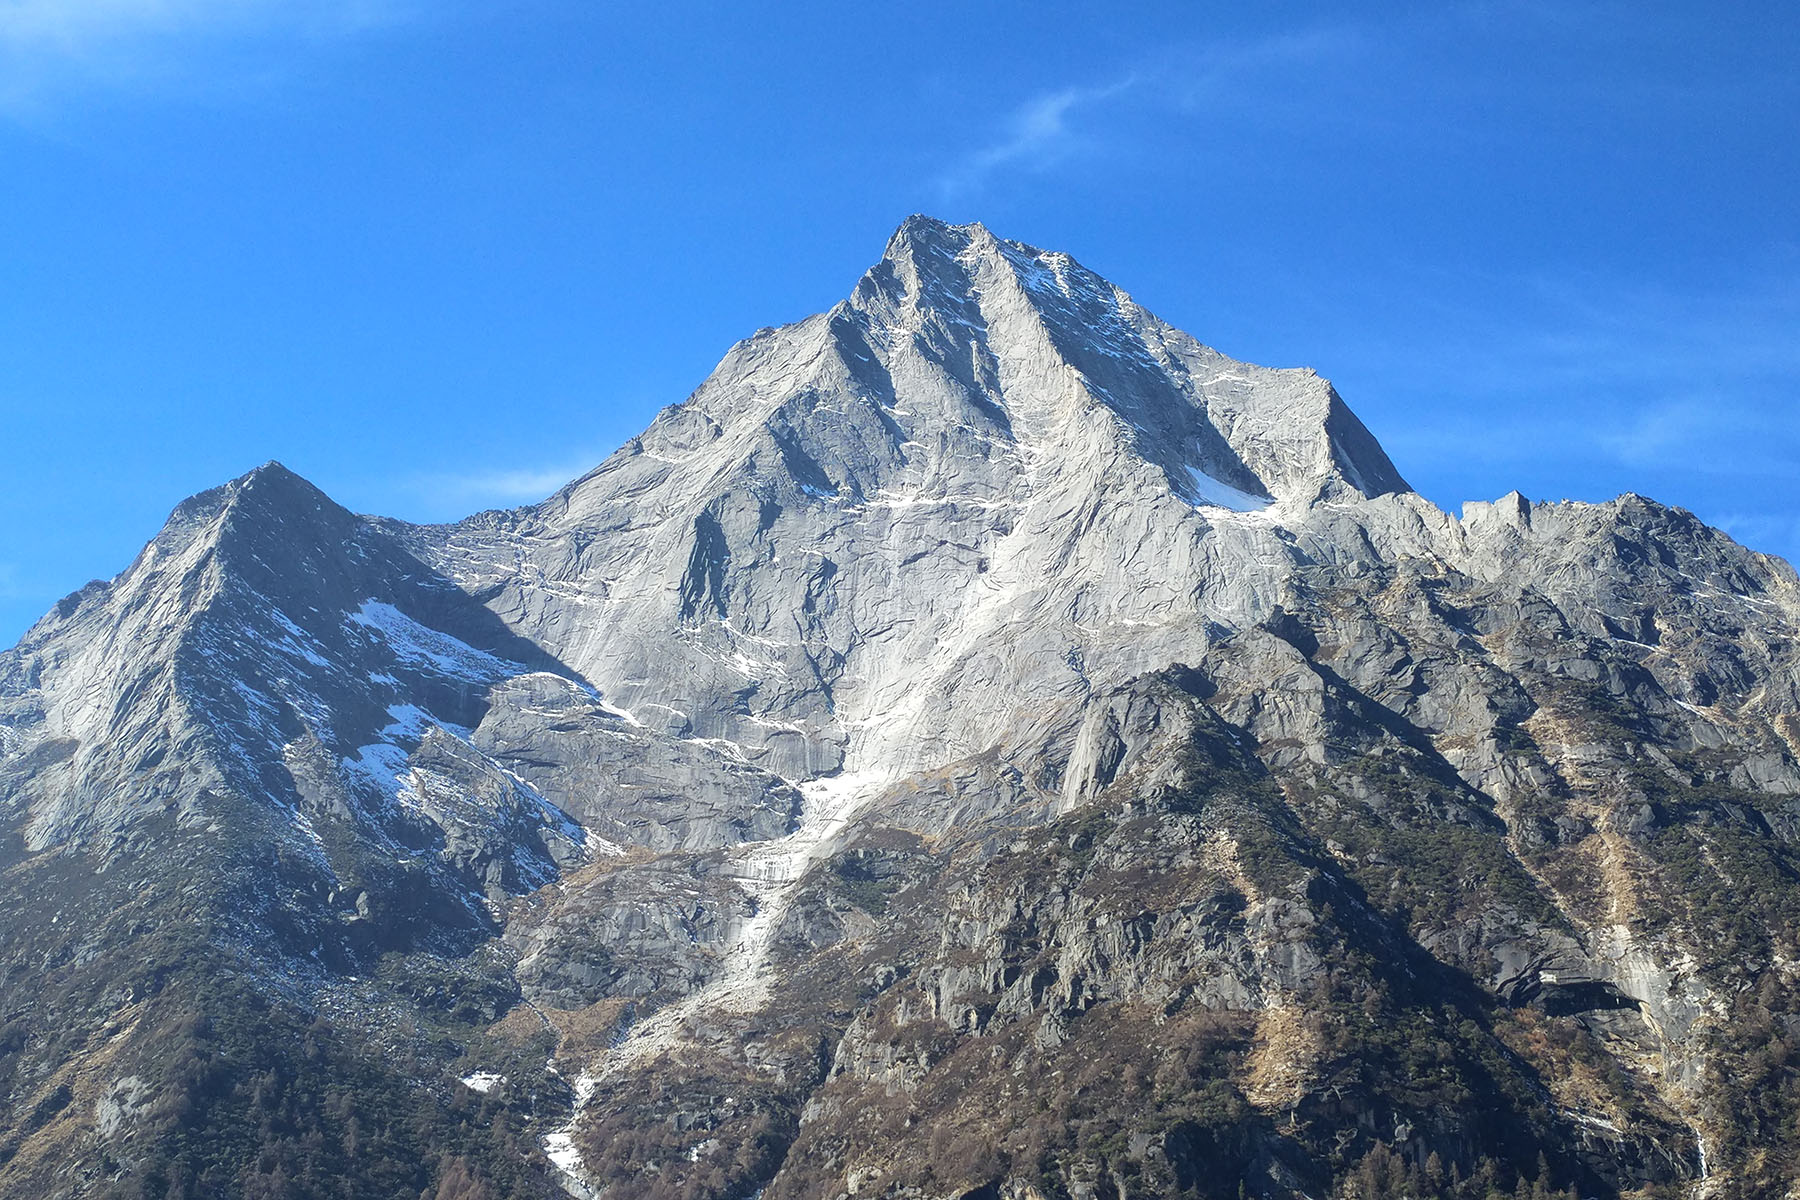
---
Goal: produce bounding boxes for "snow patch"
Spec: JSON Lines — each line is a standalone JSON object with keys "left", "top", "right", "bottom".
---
{"left": 345, "top": 600, "right": 516, "bottom": 682}
{"left": 459, "top": 1071, "right": 506, "bottom": 1094}
{"left": 593, "top": 769, "right": 894, "bottom": 1079}
{"left": 1178, "top": 465, "right": 1273, "bottom": 513}
{"left": 267, "top": 609, "right": 332, "bottom": 667}
{"left": 543, "top": 1071, "right": 599, "bottom": 1198}
{"left": 343, "top": 742, "right": 414, "bottom": 805}
{"left": 381, "top": 702, "right": 470, "bottom": 741}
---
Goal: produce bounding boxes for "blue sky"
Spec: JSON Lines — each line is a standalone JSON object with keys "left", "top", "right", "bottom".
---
{"left": 2, "top": 1, "right": 1796, "bottom": 643}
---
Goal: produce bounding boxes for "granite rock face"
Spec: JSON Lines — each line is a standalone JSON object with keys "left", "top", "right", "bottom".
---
{"left": 405, "top": 216, "right": 1411, "bottom": 788}
{"left": 3, "top": 217, "right": 1800, "bottom": 1200}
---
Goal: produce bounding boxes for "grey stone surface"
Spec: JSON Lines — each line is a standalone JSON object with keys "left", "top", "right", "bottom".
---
{"left": 3, "top": 216, "right": 1800, "bottom": 1198}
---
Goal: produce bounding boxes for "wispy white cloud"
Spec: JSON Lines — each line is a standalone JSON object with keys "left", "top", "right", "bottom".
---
{"left": 1713, "top": 512, "right": 1800, "bottom": 562}
{"left": 935, "top": 25, "right": 1367, "bottom": 197}
{"left": 1161, "top": 25, "right": 1371, "bottom": 111}
{"left": 0, "top": 0, "right": 411, "bottom": 111}
{"left": 0, "top": 0, "right": 399, "bottom": 45}
{"left": 936, "top": 78, "right": 1138, "bottom": 196}
{"left": 1360, "top": 260, "right": 1800, "bottom": 468}
{"left": 406, "top": 455, "right": 603, "bottom": 512}
{"left": 1320, "top": 253, "right": 1800, "bottom": 569}
{"left": 1597, "top": 399, "right": 1797, "bottom": 475}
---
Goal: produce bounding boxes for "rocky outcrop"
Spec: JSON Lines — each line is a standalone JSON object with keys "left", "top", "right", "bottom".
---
{"left": 2, "top": 217, "right": 1798, "bottom": 1199}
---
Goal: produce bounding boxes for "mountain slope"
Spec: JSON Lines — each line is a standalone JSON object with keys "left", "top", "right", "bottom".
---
{"left": 406, "top": 216, "right": 1413, "bottom": 784}
{"left": 4, "top": 217, "right": 1800, "bottom": 1200}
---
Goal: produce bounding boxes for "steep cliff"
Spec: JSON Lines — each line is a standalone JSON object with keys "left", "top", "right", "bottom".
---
{"left": 3, "top": 218, "right": 1798, "bottom": 1200}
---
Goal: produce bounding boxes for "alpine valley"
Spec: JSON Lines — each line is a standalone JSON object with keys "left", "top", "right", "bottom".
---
{"left": 6, "top": 217, "right": 1800, "bottom": 1200}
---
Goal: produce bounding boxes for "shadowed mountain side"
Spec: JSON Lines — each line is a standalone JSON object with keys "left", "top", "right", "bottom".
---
{"left": 2, "top": 219, "right": 1800, "bottom": 1199}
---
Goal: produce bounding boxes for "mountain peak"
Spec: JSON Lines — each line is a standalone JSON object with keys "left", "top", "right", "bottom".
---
{"left": 511, "top": 218, "right": 1417, "bottom": 784}
{"left": 228, "top": 459, "right": 337, "bottom": 508}
{"left": 160, "top": 459, "right": 334, "bottom": 534}
{"left": 238, "top": 458, "right": 304, "bottom": 487}
{"left": 13, "top": 215, "right": 1800, "bottom": 1200}
{"left": 883, "top": 212, "right": 983, "bottom": 250}
{"left": 880, "top": 212, "right": 1012, "bottom": 258}
{"left": 873, "top": 213, "right": 1065, "bottom": 299}
{"left": 846, "top": 217, "right": 1409, "bottom": 507}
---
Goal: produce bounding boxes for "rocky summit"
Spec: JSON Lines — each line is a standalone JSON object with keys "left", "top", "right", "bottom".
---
{"left": 4, "top": 216, "right": 1800, "bottom": 1200}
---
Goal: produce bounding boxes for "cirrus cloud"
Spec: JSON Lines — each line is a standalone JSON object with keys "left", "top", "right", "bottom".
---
{"left": 0, "top": 0, "right": 413, "bottom": 112}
